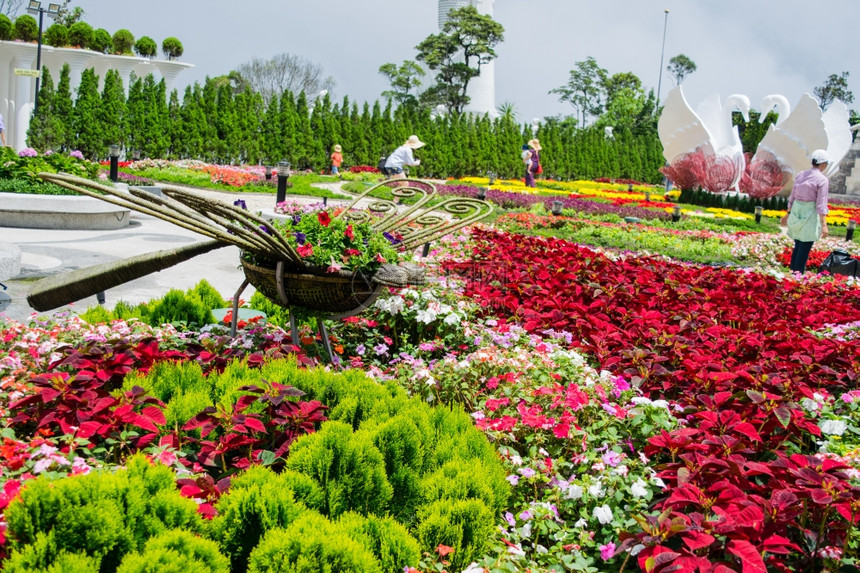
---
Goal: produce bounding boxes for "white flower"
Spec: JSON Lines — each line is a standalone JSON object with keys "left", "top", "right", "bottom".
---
{"left": 574, "top": 518, "right": 587, "bottom": 528}
{"left": 565, "top": 484, "right": 583, "bottom": 500}
{"left": 819, "top": 419, "right": 847, "bottom": 436}
{"left": 415, "top": 308, "right": 437, "bottom": 324}
{"left": 593, "top": 504, "right": 613, "bottom": 524}
{"left": 510, "top": 455, "right": 522, "bottom": 466}
{"left": 800, "top": 398, "right": 820, "bottom": 412}
{"left": 443, "top": 313, "right": 460, "bottom": 326}
{"left": 588, "top": 482, "right": 605, "bottom": 498}
{"left": 630, "top": 478, "right": 649, "bottom": 498}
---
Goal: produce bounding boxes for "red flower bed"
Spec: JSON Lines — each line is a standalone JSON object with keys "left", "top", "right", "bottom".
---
{"left": 348, "top": 165, "right": 381, "bottom": 173}
{"left": 446, "top": 228, "right": 860, "bottom": 571}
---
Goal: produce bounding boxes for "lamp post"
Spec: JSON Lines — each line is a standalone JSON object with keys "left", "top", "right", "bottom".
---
{"left": 551, "top": 201, "right": 564, "bottom": 216}
{"left": 27, "top": 1, "right": 61, "bottom": 115}
{"left": 672, "top": 205, "right": 682, "bottom": 223}
{"left": 264, "top": 165, "right": 273, "bottom": 181}
{"left": 656, "top": 9, "right": 669, "bottom": 106}
{"left": 847, "top": 219, "right": 856, "bottom": 242}
{"left": 754, "top": 205, "right": 763, "bottom": 224}
{"left": 131, "top": 149, "right": 140, "bottom": 161}
{"left": 275, "top": 161, "right": 290, "bottom": 205}
{"left": 108, "top": 144, "right": 120, "bottom": 182}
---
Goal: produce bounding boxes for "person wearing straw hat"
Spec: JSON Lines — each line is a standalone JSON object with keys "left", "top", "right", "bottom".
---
{"left": 780, "top": 149, "right": 831, "bottom": 274}
{"left": 384, "top": 135, "right": 425, "bottom": 184}
{"left": 524, "top": 138, "right": 542, "bottom": 188}
{"left": 330, "top": 144, "right": 343, "bottom": 175}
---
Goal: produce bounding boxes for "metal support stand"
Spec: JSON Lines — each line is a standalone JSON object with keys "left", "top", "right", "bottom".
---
{"left": 230, "top": 279, "right": 250, "bottom": 337}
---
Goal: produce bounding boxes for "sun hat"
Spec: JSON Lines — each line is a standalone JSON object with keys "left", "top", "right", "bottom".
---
{"left": 403, "top": 135, "right": 425, "bottom": 149}
{"left": 528, "top": 138, "right": 542, "bottom": 151}
{"left": 334, "top": 144, "right": 342, "bottom": 152}
{"left": 811, "top": 149, "right": 830, "bottom": 165}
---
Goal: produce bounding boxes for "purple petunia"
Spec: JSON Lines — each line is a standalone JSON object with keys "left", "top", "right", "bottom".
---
{"left": 292, "top": 214, "right": 302, "bottom": 225}
{"left": 233, "top": 199, "right": 247, "bottom": 210}
{"left": 383, "top": 232, "right": 402, "bottom": 245}
{"left": 295, "top": 231, "right": 306, "bottom": 245}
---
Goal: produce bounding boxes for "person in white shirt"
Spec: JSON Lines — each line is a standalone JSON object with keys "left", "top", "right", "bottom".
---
{"left": 384, "top": 135, "right": 424, "bottom": 184}
{"left": 0, "top": 114, "right": 6, "bottom": 146}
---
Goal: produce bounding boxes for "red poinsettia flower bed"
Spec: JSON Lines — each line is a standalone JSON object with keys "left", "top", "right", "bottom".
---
{"left": 445, "top": 228, "right": 860, "bottom": 571}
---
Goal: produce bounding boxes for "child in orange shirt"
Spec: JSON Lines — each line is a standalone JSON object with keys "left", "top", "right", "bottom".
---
{"left": 331, "top": 144, "right": 343, "bottom": 175}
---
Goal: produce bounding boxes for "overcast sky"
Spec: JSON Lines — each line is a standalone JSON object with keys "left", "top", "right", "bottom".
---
{"left": 53, "top": 0, "right": 859, "bottom": 123}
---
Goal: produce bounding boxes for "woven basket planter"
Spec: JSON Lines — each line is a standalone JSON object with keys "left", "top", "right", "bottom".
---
{"left": 241, "top": 259, "right": 380, "bottom": 314}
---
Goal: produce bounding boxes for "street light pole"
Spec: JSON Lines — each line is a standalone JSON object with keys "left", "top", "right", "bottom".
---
{"left": 656, "top": 9, "right": 670, "bottom": 106}
{"left": 26, "top": 2, "right": 61, "bottom": 115}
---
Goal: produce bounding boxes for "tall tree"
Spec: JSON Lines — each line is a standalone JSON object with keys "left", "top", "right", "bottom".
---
{"left": 550, "top": 56, "right": 608, "bottom": 128}
{"left": 378, "top": 60, "right": 425, "bottom": 109}
{"left": 667, "top": 54, "right": 697, "bottom": 86}
{"left": 54, "top": 63, "right": 74, "bottom": 151}
{"left": 415, "top": 5, "right": 504, "bottom": 115}
{"left": 814, "top": 71, "right": 854, "bottom": 109}
{"left": 98, "top": 69, "right": 126, "bottom": 155}
{"left": 27, "top": 68, "right": 64, "bottom": 151}
{"left": 234, "top": 53, "right": 335, "bottom": 105}
{"left": 72, "top": 68, "right": 102, "bottom": 159}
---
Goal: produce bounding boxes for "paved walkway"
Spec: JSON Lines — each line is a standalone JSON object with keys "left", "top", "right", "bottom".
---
{"left": 0, "top": 182, "right": 370, "bottom": 323}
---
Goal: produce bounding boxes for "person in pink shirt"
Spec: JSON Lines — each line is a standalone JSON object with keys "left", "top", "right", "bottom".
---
{"left": 330, "top": 144, "right": 343, "bottom": 175}
{"left": 780, "top": 149, "right": 830, "bottom": 273}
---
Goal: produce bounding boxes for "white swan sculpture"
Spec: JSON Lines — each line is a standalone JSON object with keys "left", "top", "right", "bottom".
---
{"left": 658, "top": 86, "right": 750, "bottom": 192}
{"left": 740, "top": 94, "right": 850, "bottom": 198}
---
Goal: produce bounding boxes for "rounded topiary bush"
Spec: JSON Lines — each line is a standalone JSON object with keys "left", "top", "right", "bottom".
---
{"left": 89, "top": 27, "right": 111, "bottom": 53}
{"left": 4, "top": 455, "right": 202, "bottom": 572}
{"left": 247, "top": 513, "right": 381, "bottom": 573}
{"left": 67, "top": 21, "right": 93, "bottom": 48}
{"left": 415, "top": 498, "right": 496, "bottom": 572}
{"left": 207, "top": 466, "right": 308, "bottom": 573}
{"left": 162, "top": 36, "right": 183, "bottom": 60}
{"left": 117, "top": 530, "right": 229, "bottom": 573}
{"left": 285, "top": 421, "right": 394, "bottom": 519}
{"left": 337, "top": 512, "right": 421, "bottom": 573}
{"left": 134, "top": 35, "right": 157, "bottom": 58}
{"left": 4, "top": 542, "right": 102, "bottom": 573}
{"left": 0, "top": 14, "right": 13, "bottom": 40}
{"left": 13, "top": 14, "right": 38, "bottom": 42}
{"left": 43, "top": 22, "right": 68, "bottom": 47}
{"left": 111, "top": 28, "right": 134, "bottom": 54}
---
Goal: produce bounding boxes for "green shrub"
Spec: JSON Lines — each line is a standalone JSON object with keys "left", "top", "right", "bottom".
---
{"left": 117, "top": 529, "right": 229, "bottom": 573}
{"left": 111, "top": 300, "right": 148, "bottom": 322}
{"left": 145, "top": 288, "right": 214, "bottom": 328}
{"left": 161, "top": 37, "right": 183, "bottom": 60}
{"left": 79, "top": 305, "right": 113, "bottom": 325}
{"left": 421, "top": 458, "right": 509, "bottom": 517}
{"left": 249, "top": 290, "right": 290, "bottom": 328}
{"left": 415, "top": 499, "right": 495, "bottom": 571}
{"left": 43, "top": 23, "right": 68, "bottom": 47}
{"left": 3, "top": 537, "right": 102, "bottom": 573}
{"left": 285, "top": 421, "right": 393, "bottom": 519}
{"left": 207, "top": 466, "right": 307, "bottom": 573}
{"left": 111, "top": 28, "right": 134, "bottom": 54}
{"left": 337, "top": 512, "right": 421, "bottom": 573}
{"left": 0, "top": 14, "right": 12, "bottom": 40}
{"left": 247, "top": 513, "right": 381, "bottom": 573}
{"left": 190, "top": 279, "right": 229, "bottom": 310}
{"left": 133, "top": 35, "right": 157, "bottom": 58}
{"left": 367, "top": 415, "right": 427, "bottom": 525}
{"left": 278, "top": 469, "right": 326, "bottom": 512}
{"left": 14, "top": 14, "right": 38, "bottom": 42}
{"left": 90, "top": 27, "right": 112, "bottom": 53}
{"left": 67, "top": 21, "right": 93, "bottom": 48}
{"left": 4, "top": 455, "right": 201, "bottom": 570}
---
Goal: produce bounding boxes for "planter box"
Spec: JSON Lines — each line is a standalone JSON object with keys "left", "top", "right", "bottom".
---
{"left": 0, "top": 193, "right": 131, "bottom": 230}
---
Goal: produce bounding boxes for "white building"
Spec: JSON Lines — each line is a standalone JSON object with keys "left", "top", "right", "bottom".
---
{"left": 1, "top": 40, "right": 193, "bottom": 151}
{"left": 437, "top": 0, "right": 496, "bottom": 117}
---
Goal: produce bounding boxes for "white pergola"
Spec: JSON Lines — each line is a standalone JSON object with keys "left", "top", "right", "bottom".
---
{"left": 1, "top": 39, "right": 193, "bottom": 151}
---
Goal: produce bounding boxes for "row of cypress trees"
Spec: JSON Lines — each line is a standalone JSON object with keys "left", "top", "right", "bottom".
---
{"left": 27, "top": 64, "right": 666, "bottom": 183}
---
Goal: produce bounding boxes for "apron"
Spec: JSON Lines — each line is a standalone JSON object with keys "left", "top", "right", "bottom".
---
{"left": 786, "top": 200, "right": 820, "bottom": 243}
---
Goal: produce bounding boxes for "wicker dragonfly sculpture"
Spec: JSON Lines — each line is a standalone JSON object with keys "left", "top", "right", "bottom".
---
{"left": 30, "top": 173, "right": 493, "bottom": 362}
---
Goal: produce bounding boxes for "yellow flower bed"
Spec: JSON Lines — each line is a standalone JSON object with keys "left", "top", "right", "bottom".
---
{"left": 457, "top": 177, "right": 662, "bottom": 201}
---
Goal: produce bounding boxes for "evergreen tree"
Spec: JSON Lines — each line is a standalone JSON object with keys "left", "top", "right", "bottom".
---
{"left": 54, "top": 64, "right": 75, "bottom": 151}
{"left": 125, "top": 75, "right": 146, "bottom": 156}
{"left": 98, "top": 69, "right": 126, "bottom": 155}
{"left": 27, "top": 68, "right": 64, "bottom": 151}
{"left": 72, "top": 68, "right": 103, "bottom": 159}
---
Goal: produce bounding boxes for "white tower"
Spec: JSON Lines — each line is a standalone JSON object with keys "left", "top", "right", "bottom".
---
{"left": 437, "top": 0, "right": 497, "bottom": 117}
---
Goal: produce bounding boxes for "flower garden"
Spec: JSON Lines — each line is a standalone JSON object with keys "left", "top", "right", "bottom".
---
{"left": 1, "top": 154, "right": 860, "bottom": 572}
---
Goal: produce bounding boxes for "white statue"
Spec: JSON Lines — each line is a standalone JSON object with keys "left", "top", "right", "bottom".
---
{"left": 658, "top": 86, "right": 750, "bottom": 192}
{"left": 740, "top": 94, "right": 831, "bottom": 198}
